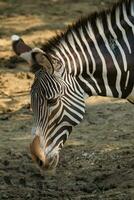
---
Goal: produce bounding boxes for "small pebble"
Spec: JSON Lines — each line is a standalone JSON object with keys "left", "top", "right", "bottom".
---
{"left": 4, "top": 176, "right": 12, "bottom": 185}
{"left": 19, "top": 177, "right": 26, "bottom": 186}
{"left": 3, "top": 160, "right": 10, "bottom": 166}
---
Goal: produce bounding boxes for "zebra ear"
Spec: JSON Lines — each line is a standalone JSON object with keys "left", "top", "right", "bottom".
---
{"left": 33, "top": 49, "right": 53, "bottom": 74}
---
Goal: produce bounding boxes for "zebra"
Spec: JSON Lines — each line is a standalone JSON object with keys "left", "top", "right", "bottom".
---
{"left": 12, "top": 0, "right": 134, "bottom": 170}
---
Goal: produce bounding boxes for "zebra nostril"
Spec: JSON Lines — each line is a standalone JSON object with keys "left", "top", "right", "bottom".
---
{"left": 36, "top": 157, "right": 43, "bottom": 167}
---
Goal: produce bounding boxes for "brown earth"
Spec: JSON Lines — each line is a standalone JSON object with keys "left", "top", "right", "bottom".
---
{"left": 0, "top": 0, "right": 134, "bottom": 199}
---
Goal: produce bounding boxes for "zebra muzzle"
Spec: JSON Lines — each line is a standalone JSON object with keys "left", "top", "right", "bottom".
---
{"left": 30, "top": 135, "right": 59, "bottom": 170}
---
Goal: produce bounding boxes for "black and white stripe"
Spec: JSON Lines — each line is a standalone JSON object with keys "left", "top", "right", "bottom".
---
{"left": 31, "top": 69, "right": 85, "bottom": 155}
{"left": 32, "top": 0, "right": 134, "bottom": 156}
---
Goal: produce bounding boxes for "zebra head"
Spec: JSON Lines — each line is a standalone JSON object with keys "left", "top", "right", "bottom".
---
{"left": 11, "top": 35, "right": 85, "bottom": 171}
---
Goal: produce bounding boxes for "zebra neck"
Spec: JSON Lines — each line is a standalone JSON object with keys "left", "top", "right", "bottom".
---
{"left": 43, "top": 0, "right": 134, "bottom": 98}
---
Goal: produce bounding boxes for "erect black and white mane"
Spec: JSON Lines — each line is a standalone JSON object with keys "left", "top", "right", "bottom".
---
{"left": 42, "top": 0, "right": 134, "bottom": 54}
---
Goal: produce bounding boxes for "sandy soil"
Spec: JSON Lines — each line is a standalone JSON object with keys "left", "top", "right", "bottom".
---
{"left": 0, "top": 0, "right": 134, "bottom": 199}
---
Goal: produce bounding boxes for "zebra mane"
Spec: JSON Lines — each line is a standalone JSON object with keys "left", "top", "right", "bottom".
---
{"left": 42, "top": 0, "right": 133, "bottom": 53}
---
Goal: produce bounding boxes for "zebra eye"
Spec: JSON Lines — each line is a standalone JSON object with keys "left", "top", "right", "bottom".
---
{"left": 47, "top": 97, "right": 58, "bottom": 105}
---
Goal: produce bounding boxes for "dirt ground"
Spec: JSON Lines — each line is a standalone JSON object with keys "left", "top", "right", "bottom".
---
{"left": 0, "top": 0, "right": 134, "bottom": 199}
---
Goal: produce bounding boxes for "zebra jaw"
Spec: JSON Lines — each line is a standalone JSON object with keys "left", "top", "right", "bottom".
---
{"left": 30, "top": 135, "right": 59, "bottom": 171}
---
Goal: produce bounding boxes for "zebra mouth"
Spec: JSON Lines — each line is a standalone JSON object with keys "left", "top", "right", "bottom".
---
{"left": 40, "top": 154, "right": 59, "bottom": 170}
{"left": 31, "top": 151, "right": 59, "bottom": 171}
